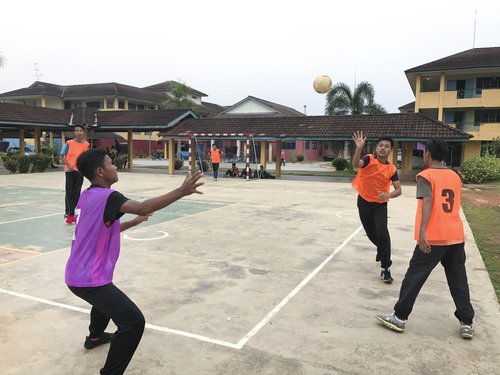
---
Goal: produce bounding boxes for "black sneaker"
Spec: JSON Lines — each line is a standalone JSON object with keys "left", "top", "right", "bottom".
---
{"left": 84, "top": 332, "right": 115, "bottom": 350}
{"left": 381, "top": 269, "right": 393, "bottom": 284}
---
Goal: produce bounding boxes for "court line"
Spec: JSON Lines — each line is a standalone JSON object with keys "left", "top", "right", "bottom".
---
{"left": 0, "top": 288, "right": 240, "bottom": 349}
{"left": 0, "top": 212, "right": 61, "bottom": 225}
{"left": 235, "top": 225, "right": 363, "bottom": 349}
{"left": 0, "top": 217, "right": 363, "bottom": 350}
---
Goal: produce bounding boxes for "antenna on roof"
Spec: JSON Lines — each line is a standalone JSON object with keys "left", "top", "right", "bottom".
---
{"left": 473, "top": 10, "right": 477, "bottom": 48}
{"left": 91, "top": 113, "right": 98, "bottom": 127}
{"left": 31, "top": 63, "right": 43, "bottom": 80}
{"left": 68, "top": 113, "right": 74, "bottom": 126}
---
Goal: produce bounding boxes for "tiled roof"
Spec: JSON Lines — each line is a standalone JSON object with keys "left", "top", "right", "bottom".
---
{"left": 142, "top": 80, "right": 208, "bottom": 97}
{"left": 398, "top": 101, "right": 415, "bottom": 113}
{"left": 0, "top": 103, "right": 195, "bottom": 130}
{"left": 159, "top": 113, "right": 471, "bottom": 141}
{"left": 218, "top": 96, "right": 306, "bottom": 117}
{"left": 406, "top": 47, "right": 500, "bottom": 73}
{"left": 0, "top": 81, "right": 167, "bottom": 102}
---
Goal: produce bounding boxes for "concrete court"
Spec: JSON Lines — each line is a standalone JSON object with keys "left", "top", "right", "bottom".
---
{"left": 0, "top": 170, "right": 499, "bottom": 375}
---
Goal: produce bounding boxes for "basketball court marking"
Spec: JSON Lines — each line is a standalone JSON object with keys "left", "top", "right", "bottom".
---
{"left": 335, "top": 210, "right": 360, "bottom": 223}
{"left": 0, "top": 213, "right": 61, "bottom": 225}
{"left": 0, "top": 225, "right": 363, "bottom": 350}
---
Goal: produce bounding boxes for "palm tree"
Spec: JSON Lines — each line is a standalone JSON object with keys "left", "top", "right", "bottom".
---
{"left": 159, "top": 82, "right": 197, "bottom": 110}
{"left": 325, "top": 81, "right": 386, "bottom": 115}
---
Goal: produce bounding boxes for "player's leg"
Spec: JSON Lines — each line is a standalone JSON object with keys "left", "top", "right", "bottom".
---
{"left": 373, "top": 203, "right": 391, "bottom": 269}
{"left": 357, "top": 196, "right": 378, "bottom": 247}
{"left": 441, "top": 243, "right": 475, "bottom": 329}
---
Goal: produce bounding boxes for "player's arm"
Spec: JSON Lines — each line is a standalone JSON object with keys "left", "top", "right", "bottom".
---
{"left": 352, "top": 131, "right": 366, "bottom": 168}
{"left": 416, "top": 176, "right": 433, "bottom": 253}
{"left": 59, "top": 143, "right": 75, "bottom": 170}
{"left": 120, "top": 215, "right": 151, "bottom": 232}
{"left": 389, "top": 180, "right": 402, "bottom": 198}
{"left": 120, "top": 171, "right": 204, "bottom": 216}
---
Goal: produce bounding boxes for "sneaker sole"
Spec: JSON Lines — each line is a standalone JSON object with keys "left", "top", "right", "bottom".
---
{"left": 375, "top": 316, "right": 404, "bottom": 332}
{"left": 461, "top": 332, "right": 474, "bottom": 339}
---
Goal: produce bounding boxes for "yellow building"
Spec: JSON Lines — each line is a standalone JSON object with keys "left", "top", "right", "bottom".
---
{"left": 404, "top": 47, "right": 500, "bottom": 161}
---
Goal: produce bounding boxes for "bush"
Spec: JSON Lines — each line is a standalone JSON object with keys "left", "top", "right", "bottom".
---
{"left": 196, "top": 160, "right": 209, "bottom": 171}
{"left": 332, "top": 157, "right": 349, "bottom": 171}
{"left": 2, "top": 155, "right": 19, "bottom": 173}
{"left": 18, "top": 155, "right": 31, "bottom": 173}
{"left": 460, "top": 155, "right": 500, "bottom": 183}
{"left": 135, "top": 151, "right": 147, "bottom": 158}
{"left": 41, "top": 146, "right": 59, "bottom": 157}
{"left": 30, "top": 154, "right": 51, "bottom": 172}
{"left": 174, "top": 158, "right": 184, "bottom": 170}
{"left": 296, "top": 154, "right": 305, "bottom": 162}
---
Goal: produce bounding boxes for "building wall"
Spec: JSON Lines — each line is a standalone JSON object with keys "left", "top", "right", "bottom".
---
{"left": 224, "top": 101, "right": 276, "bottom": 114}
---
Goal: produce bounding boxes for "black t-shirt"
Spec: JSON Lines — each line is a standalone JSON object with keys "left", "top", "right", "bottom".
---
{"left": 361, "top": 155, "right": 399, "bottom": 181}
{"left": 89, "top": 185, "right": 129, "bottom": 227}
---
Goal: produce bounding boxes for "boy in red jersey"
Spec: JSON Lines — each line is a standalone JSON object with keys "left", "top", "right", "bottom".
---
{"left": 376, "top": 139, "right": 475, "bottom": 339}
{"left": 352, "top": 131, "right": 402, "bottom": 283}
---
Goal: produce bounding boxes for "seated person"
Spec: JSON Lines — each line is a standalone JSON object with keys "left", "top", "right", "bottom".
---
{"left": 255, "top": 165, "right": 275, "bottom": 179}
{"left": 239, "top": 166, "right": 253, "bottom": 178}
{"left": 224, "top": 163, "right": 239, "bottom": 177}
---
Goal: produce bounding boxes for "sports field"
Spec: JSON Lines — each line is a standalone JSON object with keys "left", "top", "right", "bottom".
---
{"left": 0, "top": 170, "right": 498, "bottom": 374}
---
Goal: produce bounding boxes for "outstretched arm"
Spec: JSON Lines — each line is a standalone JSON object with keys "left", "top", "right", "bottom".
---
{"left": 120, "top": 214, "right": 151, "bottom": 232}
{"left": 120, "top": 171, "right": 204, "bottom": 216}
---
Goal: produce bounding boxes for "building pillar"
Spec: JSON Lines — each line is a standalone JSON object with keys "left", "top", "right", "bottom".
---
{"left": 275, "top": 141, "right": 282, "bottom": 177}
{"left": 19, "top": 129, "right": 25, "bottom": 156}
{"left": 415, "top": 74, "right": 421, "bottom": 113}
{"left": 392, "top": 140, "right": 399, "bottom": 166}
{"left": 163, "top": 142, "right": 167, "bottom": 160}
{"left": 236, "top": 140, "right": 241, "bottom": 159}
{"left": 49, "top": 131, "right": 54, "bottom": 148}
{"left": 61, "top": 131, "right": 66, "bottom": 146}
{"left": 114, "top": 97, "right": 119, "bottom": 109}
{"left": 438, "top": 72, "right": 445, "bottom": 122}
{"left": 245, "top": 138, "right": 250, "bottom": 180}
{"left": 168, "top": 139, "right": 175, "bottom": 175}
{"left": 400, "top": 142, "right": 414, "bottom": 179}
{"left": 124, "top": 98, "right": 129, "bottom": 110}
{"left": 34, "top": 127, "right": 41, "bottom": 153}
{"left": 177, "top": 140, "right": 181, "bottom": 157}
{"left": 189, "top": 137, "right": 196, "bottom": 172}
{"left": 127, "top": 129, "right": 133, "bottom": 169}
{"left": 260, "top": 140, "right": 267, "bottom": 169}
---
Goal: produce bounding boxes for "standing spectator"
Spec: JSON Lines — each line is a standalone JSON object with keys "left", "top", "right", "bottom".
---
{"left": 60, "top": 124, "right": 90, "bottom": 224}
{"left": 210, "top": 144, "right": 222, "bottom": 181}
{"left": 281, "top": 150, "right": 286, "bottom": 166}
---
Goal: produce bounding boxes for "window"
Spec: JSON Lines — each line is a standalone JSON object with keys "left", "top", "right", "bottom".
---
{"left": 118, "top": 101, "right": 125, "bottom": 109}
{"left": 137, "top": 104, "right": 144, "bottom": 110}
{"left": 311, "top": 141, "right": 317, "bottom": 150}
{"left": 191, "top": 96, "right": 198, "bottom": 100}
{"left": 282, "top": 141, "right": 296, "bottom": 150}
{"left": 128, "top": 103, "right": 137, "bottom": 110}
{"left": 477, "top": 77, "right": 500, "bottom": 89}
{"left": 64, "top": 101, "right": 82, "bottom": 109}
{"left": 475, "top": 109, "right": 500, "bottom": 124}
{"left": 304, "top": 141, "right": 309, "bottom": 150}
{"left": 106, "top": 99, "right": 115, "bottom": 109}
{"left": 420, "top": 76, "right": 440, "bottom": 92}
{"left": 86, "top": 101, "right": 103, "bottom": 109}
{"left": 480, "top": 141, "right": 500, "bottom": 158}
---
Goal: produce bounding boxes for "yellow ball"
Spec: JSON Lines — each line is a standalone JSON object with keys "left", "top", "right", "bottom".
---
{"left": 313, "top": 75, "right": 332, "bottom": 94}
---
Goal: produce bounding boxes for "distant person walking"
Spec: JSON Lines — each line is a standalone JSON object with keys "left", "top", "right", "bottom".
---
{"left": 60, "top": 124, "right": 89, "bottom": 224}
{"left": 281, "top": 150, "right": 286, "bottom": 166}
{"left": 210, "top": 144, "right": 222, "bottom": 181}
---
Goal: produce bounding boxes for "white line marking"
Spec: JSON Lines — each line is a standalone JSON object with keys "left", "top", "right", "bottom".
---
{"left": 335, "top": 210, "right": 360, "bottom": 223}
{"left": 0, "top": 213, "right": 60, "bottom": 225}
{"left": 0, "top": 288, "right": 240, "bottom": 349}
{"left": 235, "top": 225, "right": 363, "bottom": 349}
{"left": 0, "top": 226, "right": 363, "bottom": 350}
{"left": 124, "top": 231, "right": 169, "bottom": 241}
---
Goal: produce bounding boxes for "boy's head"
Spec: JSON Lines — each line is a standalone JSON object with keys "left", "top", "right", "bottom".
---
{"left": 73, "top": 125, "right": 85, "bottom": 140}
{"left": 232, "top": 163, "right": 236, "bottom": 167}
{"left": 77, "top": 148, "right": 118, "bottom": 184}
{"left": 424, "top": 139, "right": 448, "bottom": 163}
{"left": 375, "top": 136, "right": 394, "bottom": 159}
{"left": 212, "top": 144, "right": 217, "bottom": 149}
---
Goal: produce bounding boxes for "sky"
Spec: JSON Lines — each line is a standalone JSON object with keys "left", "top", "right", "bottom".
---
{"left": 1, "top": 0, "right": 499, "bottom": 116}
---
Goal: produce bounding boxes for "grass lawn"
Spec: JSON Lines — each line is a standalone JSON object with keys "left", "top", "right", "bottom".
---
{"left": 462, "top": 181, "right": 500, "bottom": 302}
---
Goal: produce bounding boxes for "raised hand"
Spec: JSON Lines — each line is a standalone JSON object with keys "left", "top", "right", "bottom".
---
{"left": 180, "top": 171, "right": 204, "bottom": 196}
{"left": 352, "top": 131, "right": 366, "bottom": 149}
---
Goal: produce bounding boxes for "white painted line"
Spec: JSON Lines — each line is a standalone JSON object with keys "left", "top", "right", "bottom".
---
{"left": 0, "top": 287, "right": 240, "bottom": 349}
{"left": 335, "top": 210, "right": 360, "bottom": 223}
{"left": 124, "top": 231, "right": 169, "bottom": 241}
{"left": 0, "top": 213, "right": 60, "bottom": 225}
{"left": 235, "top": 225, "right": 363, "bottom": 349}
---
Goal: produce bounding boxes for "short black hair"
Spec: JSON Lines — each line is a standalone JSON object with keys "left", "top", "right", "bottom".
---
{"left": 77, "top": 148, "right": 107, "bottom": 181}
{"left": 425, "top": 139, "right": 448, "bottom": 161}
{"left": 74, "top": 124, "right": 84, "bottom": 130}
{"left": 377, "top": 136, "right": 394, "bottom": 149}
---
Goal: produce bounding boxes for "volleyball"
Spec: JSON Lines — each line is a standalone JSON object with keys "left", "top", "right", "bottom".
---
{"left": 313, "top": 75, "right": 332, "bottom": 94}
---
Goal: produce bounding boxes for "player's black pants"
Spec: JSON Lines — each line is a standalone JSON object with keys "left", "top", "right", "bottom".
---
{"left": 357, "top": 195, "right": 392, "bottom": 269}
{"left": 212, "top": 163, "right": 219, "bottom": 179}
{"left": 69, "top": 283, "right": 145, "bottom": 375}
{"left": 394, "top": 242, "right": 474, "bottom": 324}
{"left": 65, "top": 171, "right": 84, "bottom": 216}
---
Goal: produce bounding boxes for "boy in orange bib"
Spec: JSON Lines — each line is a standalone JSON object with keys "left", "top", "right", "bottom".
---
{"left": 376, "top": 139, "right": 475, "bottom": 339}
{"left": 352, "top": 131, "right": 402, "bottom": 283}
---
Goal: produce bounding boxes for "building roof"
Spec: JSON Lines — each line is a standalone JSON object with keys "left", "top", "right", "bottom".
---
{"left": 0, "top": 81, "right": 167, "bottom": 103}
{"left": 398, "top": 101, "right": 415, "bottom": 113}
{"left": 217, "top": 96, "right": 306, "bottom": 117}
{"left": 0, "top": 103, "right": 196, "bottom": 131}
{"left": 405, "top": 47, "right": 500, "bottom": 73}
{"left": 159, "top": 113, "right": 471, "bottom": 141}
{"left": 142, "top": 80, "right": 208, "bottom": 97}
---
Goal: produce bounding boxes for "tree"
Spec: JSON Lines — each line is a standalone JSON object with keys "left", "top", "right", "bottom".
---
{"left": 325, "top": 81, "right": 386, "bottom": 115}
{"left": 159, "top": 82, "right": 197, "bottom": 110}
